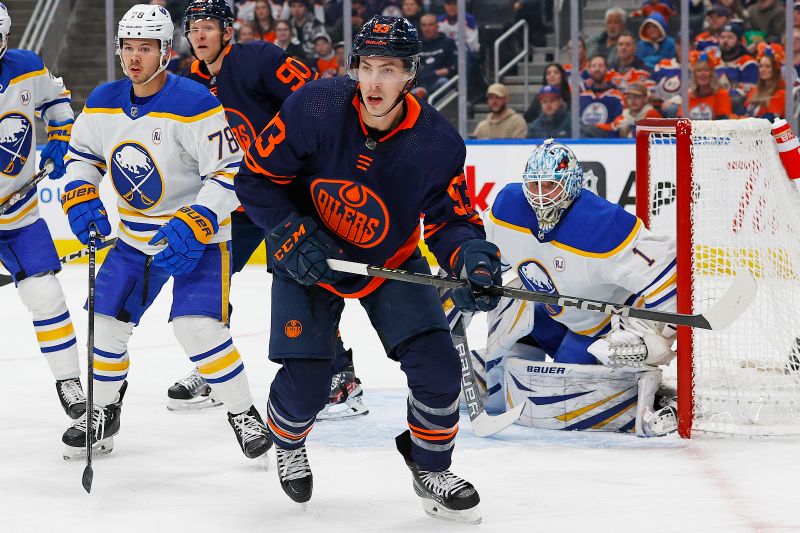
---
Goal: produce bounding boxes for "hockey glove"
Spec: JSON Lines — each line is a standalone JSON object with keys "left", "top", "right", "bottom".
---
{"left": 588, "top": 316, "right": 678, "bottom": 370}
{"left": 266, "top": 214, "right": 345, "bottom": 286}
{"left": 450, "top": 239, "right": 503, "bottom": 313}
{"left": 61, "top": 180, "right": 111, "bottom": 244}
{"left": 41, "top": 120, "right": 73, "bottom": 180}
{"left": 149, "top": 205, "right": 219, "bottom": 276}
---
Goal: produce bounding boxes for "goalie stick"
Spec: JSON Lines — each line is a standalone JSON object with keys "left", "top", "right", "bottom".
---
{"left": 451, "top": 315, "right": 524, "bottom": 436}
{"left": 326, "top": 259, "right": 757, "bottom": 331}
{"left": 0, "top": 238, "right": 118, "bottom": 288}
{"left": 0, "top": 160, "right": 54, "bottom": 216}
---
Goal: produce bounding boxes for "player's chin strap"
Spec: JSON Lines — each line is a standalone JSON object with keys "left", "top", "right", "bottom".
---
{"left": 357, "top": 77, "right": 416, "bottom": 119}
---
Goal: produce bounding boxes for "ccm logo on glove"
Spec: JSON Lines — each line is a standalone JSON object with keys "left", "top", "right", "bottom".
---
{"left": 273, "top": 221, "right": 306, "bottom": 261}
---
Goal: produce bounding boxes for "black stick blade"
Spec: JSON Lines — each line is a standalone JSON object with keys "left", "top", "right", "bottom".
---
{"left": 82, "top": 465, "right": 93, "bottom": 493}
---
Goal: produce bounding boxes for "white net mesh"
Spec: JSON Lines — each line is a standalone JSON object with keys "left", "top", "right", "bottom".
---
{"left": 644, "top": 118, "right": 800, "bottom": 436}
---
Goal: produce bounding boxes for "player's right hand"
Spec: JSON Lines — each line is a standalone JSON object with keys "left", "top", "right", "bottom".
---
{"left": 450, "top": 239, "right": 503, "bottom": 313}
{"left": 266, "top": 214, "right": 346, "bottom": 286}
{"left": 60, "top": 180, "right": 111, "bottom": 245}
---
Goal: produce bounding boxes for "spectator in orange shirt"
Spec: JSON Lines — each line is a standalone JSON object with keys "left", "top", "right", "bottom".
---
{"left": 253, "top": 0, "right": 277, "bottom": 41}
{"left": 614, "top": 82, "right": 662, "bottom": 137}
{"left": 312, "top": 32, "right": 338, "bottom": 77}
{"left": 686, "top": 50, "right": 732, "bottom": 119}
{"left": 746, "top": 43, "right": 786, "bottom": 119}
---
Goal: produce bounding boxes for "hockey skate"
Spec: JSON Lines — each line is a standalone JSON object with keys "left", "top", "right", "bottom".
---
{"left": 395, "top": 430, "right": 481, "bottom": 525}
{"left": 62, "top": 381, "right": 127, "bottom": 460}
{"left": 228, "top": 406, "right": 272, "bottom": 464}
{"left": 56, "top": 378, "right": 86, "bottom": 419}
{"left": 316, "top": 366, "right": 369, "bottom": 421}
{"left": 276, "top": 444, "right": 313, "bottom": 506}
{"left": 642, "top": 396, "right": 678, "bottom": 437}
{"left": 167, "top": 369, "right": 223, "bottom": 411}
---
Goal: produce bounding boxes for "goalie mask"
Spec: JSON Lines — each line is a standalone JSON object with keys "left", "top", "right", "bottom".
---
{"left": 522, "top": 139, "right": 583, "bottom": 235}
{"left": 116, "top": 4, "right": 174, "bottom": 85}
{"left": 0, "top": 3, "right": 10, "bottom": 61}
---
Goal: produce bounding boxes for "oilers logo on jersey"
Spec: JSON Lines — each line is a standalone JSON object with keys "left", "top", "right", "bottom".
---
{"left": 0, "top": 111, "right": 33, "bottom": 176}
{"left": 310, "top": 179, "right": 390, "bottom": 248}
{"left": 110, "top": 142, "right": 164, "bottom": 210}
{"left": 225, "top": 108, "right": 257, "bottom": 153}
{"left": 580, "top": 102, "right": 609, "bottom": 126}
{"left": 518, "top": 259, "right": 563, "bottom": 317}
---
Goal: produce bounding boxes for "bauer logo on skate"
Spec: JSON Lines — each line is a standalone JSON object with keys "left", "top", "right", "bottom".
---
{"left": 0, "top": 112, "right": 33, "bottom": 177}
{"left": 310, "top": 179, "right": 389, "bottom": 248}
{"left": 285, "top": 320, "right": 302, "bottom": 338}
{"left": 518, "top": 260, "right": 563, "bottom": 317}
{"left": 110, "top": 142, "right": 164, "bottom": 211}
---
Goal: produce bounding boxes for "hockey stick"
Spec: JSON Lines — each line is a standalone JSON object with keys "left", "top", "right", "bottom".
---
{"left": 326, "top": 259, "right": 758, "bottom": 331}
{"left": 452, "top": 315, "right": 524, "bottom": 437}
{"left": 0, "top": 160, "right": 54, "bottom": 216}
{"left": 0, "top": 238, "right": 118, "bottom": 288}
{"left": 82, "top": 224, "right": 98, "bottom": 493}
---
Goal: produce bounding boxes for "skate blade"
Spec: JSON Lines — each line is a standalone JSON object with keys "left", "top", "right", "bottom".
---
{"left": 422, "top": 500, "right": 481, "bottom": 525}
{"left": 256, "top": 452, "right": 271, "bottom": 472}
{"left": 167, "top": 395, "right": 224, "bottom": 412}
{"left": 298, "top": 502, "right": 308, "bottom": 511}
{"left": 62, "top": 438, "right": 114, "bottom": 461}
{"left": 315, "top": 400, "right": 369, "bottom": 421}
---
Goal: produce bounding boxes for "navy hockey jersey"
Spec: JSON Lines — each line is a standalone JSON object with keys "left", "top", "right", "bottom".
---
{"left": 235, "top": 77, "right": 485, "bottom": 298}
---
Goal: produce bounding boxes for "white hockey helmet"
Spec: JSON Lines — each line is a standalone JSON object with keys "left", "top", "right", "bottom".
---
{"left": 0, "top": 3, "right": 11, "bottom": 61}
{"left": 116, "top": 4, "right": 174, "bottom": 84}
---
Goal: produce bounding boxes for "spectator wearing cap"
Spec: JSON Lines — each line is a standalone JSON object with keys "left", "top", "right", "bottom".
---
{"left": 527, "top": 85, "right": 572, "bottom": 139}
{"left": 587, "top": 7, "right": 627, "bottom": 66}
{"left": 717, "top": 21, "right": 757, "bottom": 116}
{"left": 749, "top": 0, "right": 785, "bottom": 45}
{"left": 289, "top": 0, "right": 325, "bottom": 56}
{"left": 419, "top": 14, "right": 457, "bottom": 95}
{"left": 745, "top": 43, "right": 786, "bottom": 119}
{"left": 579, "top": 55, "right": 624, "bottom": 138}
{"left": 613, "top": 83, "right": 662, "bottom": 138}
{"left": 524, "top": 63, "right": 571, "bottom": 123}
{"left": 637, "top": 12, "right": 675, "bottom": 70}
{"left": 686, "top": 50, "right": 732, "bottom": 120}
{"left": 312, "top": 32, "right": 338, "bottom": 77}
{"left": 609, "top": 32, "right": 650, "bottom": 93}
{"left": 473, "top": 84, "right": 528, "bottom": 139}
{"left": 695, "top": 5, "right": 731, "bottom": 54}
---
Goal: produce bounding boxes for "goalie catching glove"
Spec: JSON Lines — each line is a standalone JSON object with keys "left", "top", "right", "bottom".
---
{"left": 266, "top": 214, "right": 345, "bottom": 286}
{"left": 588, "top": 316, "right": 677, "bottom": 370}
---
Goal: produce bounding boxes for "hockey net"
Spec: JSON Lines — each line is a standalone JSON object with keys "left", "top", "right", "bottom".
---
{"left": 635, "top": 118, "right": 800, "bottom": 437}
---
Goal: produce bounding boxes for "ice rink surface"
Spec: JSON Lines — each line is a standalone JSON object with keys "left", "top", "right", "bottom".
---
{"left": 1, "top": 266, "right": 798, "bottom": 533}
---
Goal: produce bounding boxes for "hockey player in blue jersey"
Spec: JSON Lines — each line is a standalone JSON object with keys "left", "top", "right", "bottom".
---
{"left": 59, "top": 4, "right": 271, "bottom": 462}
{"left": 478, "top": 140, "right": 680, "bottom": 437}
{"left": 235, "top": 16, "right": 502, "bottom": 523}
{"left": 167, "top": 0, "right": 368, "bottom": 421}
{"left": 0, "top": 3, "right": 84, "bottom": 419}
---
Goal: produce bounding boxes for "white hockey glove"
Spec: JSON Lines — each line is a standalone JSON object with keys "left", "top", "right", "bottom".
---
{"left": 588, "top": 316, "right": 677, "bottom": 370}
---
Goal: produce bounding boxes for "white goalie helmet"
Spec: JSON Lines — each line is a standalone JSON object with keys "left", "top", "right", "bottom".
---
{"left": 116, "top": 4, "right": 174, "bottom": 84}
{"left": 0, "top": 3, "right": 11, "bottom": 61}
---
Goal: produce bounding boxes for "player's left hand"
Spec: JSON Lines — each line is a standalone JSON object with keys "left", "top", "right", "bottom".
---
{"left": 266, "top": 214, "right": 346, "bottom": 286}
{"left": 148, "top": 204, "right": 218, "bottom": 276}
{"left": 588, "top": 317, "right": 677, "bottom": 369}
{"left": 40, "top": 120, "right": 73, "bottom": 180}
{"left": 450, "top": 239, "right": 503, "bottom": 313}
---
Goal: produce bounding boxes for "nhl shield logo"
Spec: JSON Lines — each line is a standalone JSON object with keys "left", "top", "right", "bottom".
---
{"left": 110, "top": 142, "right": 164, "bottom": 210}
{"left": 0, "top": 112, "right": 33, "bottom": 177}
{"left": 518, "top": 259, "right": 563, "bottom": 317}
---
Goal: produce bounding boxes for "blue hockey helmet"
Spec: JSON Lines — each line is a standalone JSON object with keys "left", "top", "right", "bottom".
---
{"left": 521, "top": 139, "right": 583, "bottom": 233}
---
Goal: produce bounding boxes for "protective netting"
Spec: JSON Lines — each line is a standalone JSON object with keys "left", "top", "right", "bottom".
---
{"left": 644, "top": 118, "right": 800, "bottom": 436}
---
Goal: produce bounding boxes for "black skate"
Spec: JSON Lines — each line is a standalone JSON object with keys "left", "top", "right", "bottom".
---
{"left": 276, "top": 445, "right": 313, "bottom": 506}
{"left": 167, "top": 369, "right": 222, "bottom": 411}
{"left": 316, "top": 364, "right": 369, "bottom": 421}
{"left": 228, "top": 406, "right": 272, "bottom": 463}
{"left": 62, "top": 381, "right": 127, "bottom": 461}
{"left": 56, "top": 378, "right": 86, "bottom": 419}
{"left": 395, "top": 430, "right": 481, "bottom": 524}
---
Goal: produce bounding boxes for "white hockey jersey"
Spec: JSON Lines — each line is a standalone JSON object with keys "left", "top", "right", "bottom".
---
{"left": 484, "top": 184, "right": 677, "bottom": 337}
{"left": 0, "top": 49, "right": 73, "bottom": 230}
{"left": 64, "top": 74, "right": 241, "bottom": 254}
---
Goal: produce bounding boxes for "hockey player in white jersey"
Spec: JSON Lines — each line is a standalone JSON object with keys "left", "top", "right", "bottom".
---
{"left": 478, "top": 139, "right": 679, "bottom": 436}
{"left": 0, "top": 3, "right": 85, "bottom": 419}
{"left": 59, "top": 4, "right": 271, "bottom": 460}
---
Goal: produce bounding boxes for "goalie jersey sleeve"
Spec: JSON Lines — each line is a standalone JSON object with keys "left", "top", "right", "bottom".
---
{"left": 64, "top": 74, "right": 241, "bottom": 254}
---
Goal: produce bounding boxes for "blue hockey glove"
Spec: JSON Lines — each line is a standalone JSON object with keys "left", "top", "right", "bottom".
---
{"left": 148, "top": 205, "right": 219, "bottom": 276}
{"left": 450, "top": 239, "right": 503, "bottom": 313}
{"left": 40, "top": 120, "right": 73, "bottom": 180}
{"left": 266, "top": 214, "right": 345, "bottom": 286}
{"left": 60, "top": 180, "right": 111, "bottom": 245}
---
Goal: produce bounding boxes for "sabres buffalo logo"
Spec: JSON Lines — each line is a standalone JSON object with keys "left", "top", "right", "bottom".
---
{"left": 310, "top": 179, "right": 389, "bottom": 248}
{"left": 225, "top": 108, "right": 257, "bottom": 153}
{"left": 518, "top": 259, "right": 563, "bottom": 317}
{"left": 0, "top": 112, "right": 33, "bottom": 177}
{"left": 110, "top": 142, "right": 164, "bottom": 210}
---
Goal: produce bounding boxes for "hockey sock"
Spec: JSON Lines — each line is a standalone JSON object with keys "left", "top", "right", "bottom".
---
{"left": 395, "top": 330, "right": 461, "bottom": 472}
{"left": 172, "top": 316, "right": 252, "bottom": 414}
{"left": 17, "top": 273, "right": 79, "bottom": 380}
{"left": 267, "top": 358, "right": 330, "bottom": 449}
{"left": 92, "top": 314, "right": 134, "bottom": 405}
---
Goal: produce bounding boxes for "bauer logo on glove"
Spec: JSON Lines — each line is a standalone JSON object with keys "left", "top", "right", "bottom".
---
{"left": 174, "top": 205, "right": 216, "bottom": 244}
